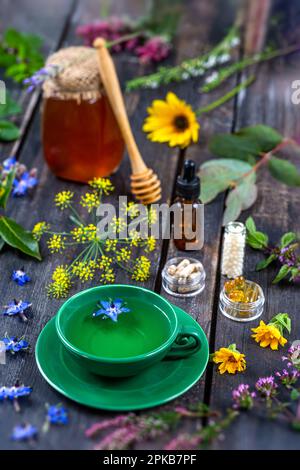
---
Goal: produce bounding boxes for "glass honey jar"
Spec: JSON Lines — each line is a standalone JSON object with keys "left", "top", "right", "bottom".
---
{"left": 42, "top": 47, "right": 124, "bottom": 183}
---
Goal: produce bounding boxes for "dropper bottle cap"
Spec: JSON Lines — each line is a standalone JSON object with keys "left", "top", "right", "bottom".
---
{"left": 176, "top": 159, "right": 200, "bottom": 199}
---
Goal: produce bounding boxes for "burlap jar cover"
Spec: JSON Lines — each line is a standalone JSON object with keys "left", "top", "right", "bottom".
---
{"left": 42, "top": 46, "right": 104, "bottom": 103}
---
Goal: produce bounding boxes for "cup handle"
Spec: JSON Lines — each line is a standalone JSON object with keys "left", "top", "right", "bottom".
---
{"left": 164, "top": 326, "right": 202, "bottom": 360}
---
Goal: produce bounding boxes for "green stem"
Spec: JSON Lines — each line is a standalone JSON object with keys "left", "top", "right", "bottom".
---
{"left": 69, "top": 204, "right": 85, "bottom": 226}
{"left": 201, "top": 43, "right": 300, "bottom": 93}
{"left": 196, "top": 75, "right": 255, "bottom": 114}
{"left": 106, "top": 31, "right": 141, "bottom": 49}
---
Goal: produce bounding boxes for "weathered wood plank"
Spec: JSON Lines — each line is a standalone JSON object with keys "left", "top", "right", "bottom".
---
{"left": 0, "top": 0, "right": 240, "bottom": 450}
{"left": 209, "top": 0, "right": 300, "bottom": 449}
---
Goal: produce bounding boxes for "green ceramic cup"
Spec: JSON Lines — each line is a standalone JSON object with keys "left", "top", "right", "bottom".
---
{"left": 55, "top": 284, "right": 202, "bottom": 377}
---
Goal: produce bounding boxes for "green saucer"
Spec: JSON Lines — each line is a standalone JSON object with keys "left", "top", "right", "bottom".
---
{"left": 35, "top": 305, "right": 209, "bottom": 411}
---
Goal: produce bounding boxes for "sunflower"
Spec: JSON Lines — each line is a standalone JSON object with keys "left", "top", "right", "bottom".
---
{"left": 212, "top": 344, "right": 246, "bottom": 375}
{"left": 143, "top": 92, "right": 200, "bottom": 148}
{"left": 251, "top": 320, "right": 287, "bottom": 350}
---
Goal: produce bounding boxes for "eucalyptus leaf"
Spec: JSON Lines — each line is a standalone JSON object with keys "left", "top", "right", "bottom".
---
{"left": 280, "top": 232, "right": 297, "bottom": 248}
{"left": 0, "top": 120, "right": 20, "bottom": 141}
{"left": 0, "top": 216, "right": 41, "bottom": 260}
{"left": 237, "top": 125, "right": 282, "bottom": 152}
{"left": 268, "top": 156, "right": 300, "bottom": 186}
{"left": 272, "top": 264, "right": 291, "bottom": 284}
{"left": 199, "top": 159, "right": 254, "bottom": 203}
{"left": 223, "top": 178, "right": 257, "bottom": 225}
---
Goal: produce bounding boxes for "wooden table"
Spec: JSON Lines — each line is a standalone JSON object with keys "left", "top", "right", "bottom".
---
{"left": 1, "top": 0, "right": 300, "bottom": 450}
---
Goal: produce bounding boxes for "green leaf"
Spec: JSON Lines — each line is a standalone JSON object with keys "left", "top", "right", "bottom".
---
{"left": 245, "top": 216, "right": 256, "bottom": 234}
{"left": 0, "top": 235, "right": 5, "bottom": 252}
{"left": 292, "top": 420, "right": 300, "bottom": 431}
{"left": 209, "top": 125, "right": 283, "bottom": 164}
{"left": 0, "top": 120, "right": 20, "bottom": 141}
{"left": 271, "top": 313, "right": 291, "bottom": 334}
{"left": 256, "top": 254, "right": 277, "bottom": 271}
{"left": 0, "top": 167, "right": 15, "bottom": 209}
{"left": 0, "top": 216, "right": 41, "bottom": 260}
{"left": 280, "top": 232, "right": 297, "bottom": 248}
{"left": 0, "top": 94, "right": 21, "bottom": 119}
{"left": 237, "top": 125, "right": 283, "bottom": 153}
{"left": 199, "top": 159, "right": 254, "bottom": 203}
{"left": 3, "top": 28, "right": 22, "bottom": 48}
{"left": 223, "top": 178, "right": 257, "bottom": 225}
{"left": 272, "top": 264, "right": 291, "bottom": 284}
{"left": 291, "top": 389, "right": 300, "bottom": 401}
{"left": 268, "top": 157, "right": 300, "bottom": 186}
{"left": 209, "top": 133, "right": 259, "bottom": 164}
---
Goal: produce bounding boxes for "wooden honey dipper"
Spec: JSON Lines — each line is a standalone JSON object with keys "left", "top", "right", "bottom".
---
{"left": 94, "top": 38, "right": 161, "bottom": 204}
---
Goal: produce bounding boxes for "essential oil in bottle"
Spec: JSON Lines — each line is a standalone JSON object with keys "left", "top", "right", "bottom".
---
{"left": 173, "top": 160, "right": 204, "bottom": 251}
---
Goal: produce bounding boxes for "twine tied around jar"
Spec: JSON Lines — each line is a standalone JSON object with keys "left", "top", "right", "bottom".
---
{"left": 42, "top": 46, "right": 104, "bottom": 103}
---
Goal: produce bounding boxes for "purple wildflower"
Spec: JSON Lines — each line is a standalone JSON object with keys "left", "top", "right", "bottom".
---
{"left": 232, "top": 384, "right": 256, "bottom": 410}
{"left": 1, "top": 335, "right": 29, "bottom": 353}
{"left": 275, "top": 368, "right": 300, "bottom": 387}
{"left": 92, "top": 298, "right": 130, "bottom": 322}
{"left": 93, "top": 426, "right": 138, "bottom": 451}
{"left": 2, "top": 300, "right": 32, "bottom": 322}
{"left": 136, "top": 36, "right": 171, "bottom": 64}
{"left": 11, "top": 423, "right": 37, "bottom": 441}
{"left": 23, "top": 64, "right": 60, "bottom": 93}
{"left": 279, "top": 246, "right": 297, "bottom": 267}
{"left": 282, "top": 343, "right": 300, "bottom": 369}
{"left": 85, "top": 415, "right": 129, "bottom": 437}
{"left": 12, "top": 268, "right": 31, "bottom": 286}
{"left": 255, "top": 376, "right": 278, "bottom": 398}
{"left": 76, "top": 17, "right": 133, "bottom": 50}
{"left": 164, "top": 433, "right": 202, "bottom": 450}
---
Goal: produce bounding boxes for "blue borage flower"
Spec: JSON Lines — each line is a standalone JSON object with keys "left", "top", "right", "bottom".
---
{"left": 1, "top": 335, "right": 29, "bottom": 354}
{"left": 11, "top": 423, "right": 37, "bottom": 441}
{"left": 12, "top": 268, "right": 31, "bottom": 286}
{"left": 2, "top": 300, "right": 32, "bottom": 322}
{"left": 12, "top": 170, "right": 38, "bottom": 197}
{"left": 47, "top": 404, "right": 68, "bottom": 425}
{"left": 0, "top": 382, "right": 32, "bottom": 412}
{"left": 92, "top": 298, "right": 130, "bottom": 322}
{"left": 2, "top": 156, "right": 16, "bottom": 171}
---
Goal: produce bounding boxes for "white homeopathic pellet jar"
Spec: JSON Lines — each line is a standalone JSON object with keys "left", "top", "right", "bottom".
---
{"left": 221, "top": 222, "right": 246, "bottom": 278}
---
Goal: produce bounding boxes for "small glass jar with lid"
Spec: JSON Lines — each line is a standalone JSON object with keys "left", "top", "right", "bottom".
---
{"left": 219, "top": 279, "right": 265, "bottom": 322}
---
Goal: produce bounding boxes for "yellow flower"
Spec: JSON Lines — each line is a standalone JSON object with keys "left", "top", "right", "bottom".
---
{"left": 212, "top": 344, "right": 246, "bottom": 375}
{"left": 116, "top": 247, "right": 131, "bottom": 263}
{"left": 105, "top": 239, "right": 117, "bottom": 252}
{"left": 71, "top": 224, "right": 97, "bottom": 242}
{"left": 251, "top": 321, "right": 287, "bottom": 350}
{"left": 145, "top": 236, "right": 156, "bottom": 252}
{"left": 71, "top": 260, "right": 95, "bottom": 282}
{"left": 98, "top": 255, "right": 112, "bottom": 270}
{"left": 132, "top": 256, "right": 151, "bottom": 282}
{"left": 47, "top": 234, "right": 66, "bottom": 253}
{"left": 32, "top": 221, "right": 50, "bottom": 240}
{"left": 55, "top": 191, "right": 74, "bottom": 209}
{"left": 47, "top": 265, "right": 71, "bottom": 298}
{"left": 89, "top": 177, "right": 114, "bottom": 195}
{"left": 100, "top": 268, "right": 115, "bottom": 284}
{"left": 129, "top": 230, "right": 141, "bottom": 247}
{"left": 148, "top": 206, "right": 158, "bottom": 225}
{"left": 80, "top": 192, "right": 99, "bottom": 212}
{"left": 125, "top": 202, "right": 140, "bottom": 219}
{"left": 111, "top": 216, "right": 127, "bottom": 234}
{"left": 143, "top": 92, "right": 199, "bottom": 148}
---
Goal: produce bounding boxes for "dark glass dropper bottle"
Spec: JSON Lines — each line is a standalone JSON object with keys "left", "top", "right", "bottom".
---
{"left": 173, "top": 159, "right": 204, "bottom": 251}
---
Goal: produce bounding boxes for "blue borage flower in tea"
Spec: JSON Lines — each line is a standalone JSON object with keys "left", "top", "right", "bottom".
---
{"left": 2, "top": 299, "right": 32, "bottom": 322}
{"left": 92, "top": 299, "right": 130, "bottom": 322}
{"left": 11, "top": 423, "right": 38, "bottom": 442}
{"left": 1, "top": 334, "right": 29, "bottom": 354}
{"left": 0, "top": 382, "right": 32, "bottom": 412}
{"left": 12, "top": 268, "right": 31, "bottom": 286}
